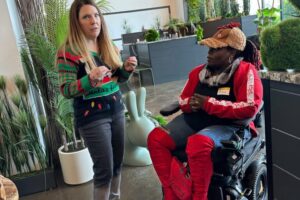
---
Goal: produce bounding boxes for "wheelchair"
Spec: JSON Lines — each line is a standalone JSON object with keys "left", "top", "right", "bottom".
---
{"left": 160, "top": 102, "right": 267, "bottom": 200}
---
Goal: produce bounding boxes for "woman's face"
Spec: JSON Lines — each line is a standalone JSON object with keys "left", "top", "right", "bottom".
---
{"left": 207, "top": 47, "right": 236, "bottom": 70}
{"left": 78, "top": 4, "right": 101, "bottom": 40}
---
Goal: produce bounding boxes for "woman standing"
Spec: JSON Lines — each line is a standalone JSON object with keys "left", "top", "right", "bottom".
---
{"left": 57, "top": 0, "right": 137, "bottom": 199}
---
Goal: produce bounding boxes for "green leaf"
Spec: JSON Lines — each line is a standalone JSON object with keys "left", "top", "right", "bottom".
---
{"left": 95, "top": 0, "right": 113, "bottom": 12}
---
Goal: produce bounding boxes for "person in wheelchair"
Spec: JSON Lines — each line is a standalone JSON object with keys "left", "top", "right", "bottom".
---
{"left": 147, "top": 23, "right": 263, "bottom": 200}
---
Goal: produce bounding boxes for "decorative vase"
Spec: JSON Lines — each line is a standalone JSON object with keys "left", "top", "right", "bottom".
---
{"left": 58, "top": 142, "right": 94, "bottom": 185}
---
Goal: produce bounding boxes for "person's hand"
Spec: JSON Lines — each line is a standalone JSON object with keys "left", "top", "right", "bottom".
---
{"left": 89, "top": 66, "right": 111, "bottom": 81}
{"left": 124, "top": 56, "right": 137, "bottom": 72}
{"left": 190, "top": 93, "right": 207, "bottom": 111}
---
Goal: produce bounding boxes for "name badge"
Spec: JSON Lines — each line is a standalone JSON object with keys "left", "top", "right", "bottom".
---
{"left": 217, "top": 87, "right": 230, "bottom": 96}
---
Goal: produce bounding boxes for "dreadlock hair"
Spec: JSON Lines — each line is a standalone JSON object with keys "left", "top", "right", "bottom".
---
{"left": 247, "top": 35, "right": 260, "bottom": 50}
{"left": 236, "top": 40, "right": 261, "bottom": 70}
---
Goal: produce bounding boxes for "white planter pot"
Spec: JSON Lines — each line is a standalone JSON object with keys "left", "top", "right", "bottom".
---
{"left": 58, "top": 144, "right": 94, "bottom": 185}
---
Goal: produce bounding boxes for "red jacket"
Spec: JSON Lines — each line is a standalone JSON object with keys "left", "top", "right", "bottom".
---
{"left": 179, "top": 61, "right": 263, "bottom": 136}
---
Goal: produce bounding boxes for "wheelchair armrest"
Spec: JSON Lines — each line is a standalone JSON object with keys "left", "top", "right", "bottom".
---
{"left": 160, "top": 101, "right": 180, "bottom": 116}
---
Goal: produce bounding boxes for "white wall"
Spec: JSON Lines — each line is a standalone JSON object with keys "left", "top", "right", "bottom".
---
{"left": 100, "top": 0, "right": 184, "bottom": 49}
{"left": 0, "top": 0, "right": 24, "bottom": 79}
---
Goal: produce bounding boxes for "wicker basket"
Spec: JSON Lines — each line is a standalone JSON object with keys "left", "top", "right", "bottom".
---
{"left": 0, "top": 176, "right": 18, "bottom": 200}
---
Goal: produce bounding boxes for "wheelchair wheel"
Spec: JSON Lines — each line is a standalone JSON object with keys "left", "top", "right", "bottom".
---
{"left": 244, "top": 161, "right": 268, "bottom": 200}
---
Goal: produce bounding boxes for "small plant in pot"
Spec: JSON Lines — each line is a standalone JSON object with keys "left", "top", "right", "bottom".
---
{"left": 54, "top": 94, "right": 94, "bottom": 185}
{"left": 164, "top": 18, "right": 184, "bottom": 36}
{"left": 178, "top": 23, "right": 189, "bottom": 37}
{"left": 144, "top": 29, "right": 160, "bottom": 42}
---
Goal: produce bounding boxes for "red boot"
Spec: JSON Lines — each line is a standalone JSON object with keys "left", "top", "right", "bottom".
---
{"left": 186, "top": 134, "right": 214, "bottom": 200}
{"left": 147, "top": 127, "right": 179, "bottom": 200}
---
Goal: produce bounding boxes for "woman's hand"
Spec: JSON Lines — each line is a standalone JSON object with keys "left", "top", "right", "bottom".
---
{"left": 89, "top": 66, "right": 111, "bottom": 80}
{"left": 124, "top": 56, "right": 137, "bottom": 72}
{"left": 190, "top": 93, "right": 207, "bottom": 111}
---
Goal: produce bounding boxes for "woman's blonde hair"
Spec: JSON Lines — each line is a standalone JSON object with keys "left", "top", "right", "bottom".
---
{"left": 60, "top": 0, "right": 122, "bottom": 72}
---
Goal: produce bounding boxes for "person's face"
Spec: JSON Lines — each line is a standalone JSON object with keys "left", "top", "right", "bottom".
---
{"left": 78, "top": 4, "right": 101, "bottom": 40}
{"left": 207, "top": 47, "right": 236, "bottom": 70}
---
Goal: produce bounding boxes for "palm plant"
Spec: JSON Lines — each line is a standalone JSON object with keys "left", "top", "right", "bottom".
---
{"left": 15, "top": 0, "right": 113, "bottom": 165}
{"left": 96, "top": 0, "right": 113, "bottom": 13}
{"left": 55, "top": 94, "right": 85, "bottom": 152}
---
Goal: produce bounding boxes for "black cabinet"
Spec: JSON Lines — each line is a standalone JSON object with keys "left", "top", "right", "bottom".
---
{"left": 263, "top": 80, "right": 300, "bottom": 200}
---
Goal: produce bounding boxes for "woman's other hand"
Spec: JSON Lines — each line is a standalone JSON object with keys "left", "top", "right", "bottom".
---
{"left": 190, "top": 93, "right": 207, "bottom": 111}
{"left": 124, "top": 56, "right": 137, "bottom": 72}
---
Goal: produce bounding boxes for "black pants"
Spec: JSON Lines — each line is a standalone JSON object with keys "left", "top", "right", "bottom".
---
{"left": 78, "top": 111, "right": 125, "bottom": 187}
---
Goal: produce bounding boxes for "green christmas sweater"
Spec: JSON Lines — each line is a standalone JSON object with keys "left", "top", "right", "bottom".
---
{"left": 57, "top": 49, "right": 131, "bottom": 127}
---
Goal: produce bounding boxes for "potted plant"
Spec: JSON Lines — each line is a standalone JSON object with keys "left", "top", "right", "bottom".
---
{"left": 164, "top": 18, "right": 184, "bottom": 36}
{"left": 55, "top": 95, "right": 94, "bottom": 185}
{"left": 260, "top": 18, "right": 300, "bottom": 72}
{"left": 0, "top": 75, "right": 56, "bottom": 196}
{"left": 144, "top": 29, "right": 160, "bottom": 42}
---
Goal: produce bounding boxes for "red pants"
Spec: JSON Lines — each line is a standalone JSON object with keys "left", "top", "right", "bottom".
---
{"left": 147, "top": 127, "right": 214, "bottom": 200}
